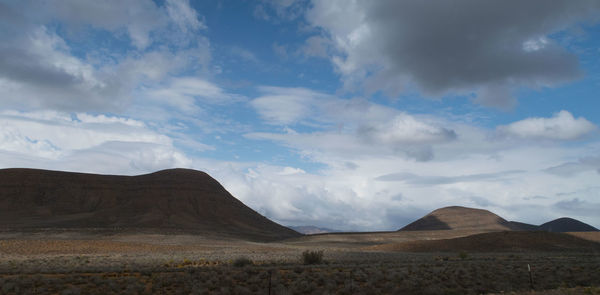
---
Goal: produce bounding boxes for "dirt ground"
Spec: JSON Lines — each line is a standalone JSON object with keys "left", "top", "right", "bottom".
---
{"left": 1, "top": 230, "right": 599, "bottom": 294}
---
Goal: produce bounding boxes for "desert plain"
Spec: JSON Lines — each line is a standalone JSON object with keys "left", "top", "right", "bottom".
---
{"left": 1, "top": 229, "right": 600, "bottom": 294}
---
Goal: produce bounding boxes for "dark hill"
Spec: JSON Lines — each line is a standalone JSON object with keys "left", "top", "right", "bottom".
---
{"left": 371, "top": 231, "right": 600, "bottom": 252}
{"left": 0, "top": 168, "right": 300, "bottom": 241}
{"left": 399, "top": 206, "right": 530, "bottom": 231}
{"left": 539, "top": 217, "right": 599, "bottom": 232}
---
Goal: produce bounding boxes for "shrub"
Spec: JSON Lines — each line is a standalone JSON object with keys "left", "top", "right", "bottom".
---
{"left": 458, "top": 251, "right": 468, "bottom": 260}
{"left": 302, "top": 250, "right": 324, "bottom": 265}
{"left": 233, "top": 257, "right": 253, "bottom": 267}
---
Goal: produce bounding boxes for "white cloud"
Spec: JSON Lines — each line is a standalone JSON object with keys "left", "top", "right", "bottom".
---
{"left": 358, "top": 114, "right": 457, "bottom": 146}
{"left": 0, "top": 26, "right": 126, "bottom": 111}
{"left": 249, "top": 87, "right": 457, "bottom": 160}
{"left": 75, "top": 113, "right": 145, "bottom": 127}
{"left": 0, "top": 111, "right": 192, "bottom": 175}
{"left": 497, "top": 110, "right": 596, "bottom": 140}
{"left": 195, "top": 159, "right": 408, "bottom": 230}
{"left": 166, "top": 0, "right": 205, "bottom": 34}
{"left": 47, "top": 0, "right": 167, "bottom": 49}
{"left": 251, "top": 86, "right": 400, "bottom": 127}
{"left": 244, "top": 89, "right": 600, "bottom": 229}
{"left": 0, "top": 1, "right": 211, "bottom": 113}
{"left": 144, "top": 77, "right": 244, "bottom": 113}
{"left": 0, "top": 125, "right": 60, "bottom": 160}
{"left": 251, "top": 89, "right": 318, "bottom": 125}
{"left": 198, "top": 138, "right": 600, "bottom": 230}
{"left": 0, "top": 111, "right": 170, "bottom": 153}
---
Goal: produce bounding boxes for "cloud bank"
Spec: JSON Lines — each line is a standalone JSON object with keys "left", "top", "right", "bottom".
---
{"left": 306, "top": 0, "right": 600, "bottom": 107}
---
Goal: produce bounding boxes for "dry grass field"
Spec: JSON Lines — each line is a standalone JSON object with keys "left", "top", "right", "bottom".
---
{"left": 1, "top": 230, "right": 599, "bottom": 294}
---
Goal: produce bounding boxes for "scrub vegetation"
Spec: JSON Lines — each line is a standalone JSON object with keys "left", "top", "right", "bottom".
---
{"left": 0, "top": 251, "right": 599, "bottom": 294}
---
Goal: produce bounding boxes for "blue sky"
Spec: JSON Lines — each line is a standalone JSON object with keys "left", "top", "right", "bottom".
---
{"left": 1, "top": 0, "right": 600, "bottom": 230}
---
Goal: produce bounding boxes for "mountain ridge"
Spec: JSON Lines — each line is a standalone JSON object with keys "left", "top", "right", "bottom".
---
{"left": 0, "top": 168, "right": 300, "bottom": 241}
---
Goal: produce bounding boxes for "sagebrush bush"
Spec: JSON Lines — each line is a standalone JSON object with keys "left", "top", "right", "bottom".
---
{"left": 302, "top": 250, "right": 324, "bottom": 265}
{"left": 233, "top": 257, "right": 253, "bottom": 267}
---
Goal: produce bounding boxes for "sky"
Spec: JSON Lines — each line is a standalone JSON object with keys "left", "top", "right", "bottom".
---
{"left": 1, "top": 0, "right": 600, "bottom": 231}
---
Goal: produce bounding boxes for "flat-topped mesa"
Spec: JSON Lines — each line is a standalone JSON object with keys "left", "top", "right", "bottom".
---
{"left": 0, "top": 168, "right": 300, "bottom": 241}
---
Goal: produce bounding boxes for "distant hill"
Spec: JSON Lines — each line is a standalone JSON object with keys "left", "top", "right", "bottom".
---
{"left": 398, "top": 206, "right": 597, "bottom": 233}
{"left": 370, "top": 231, "right": 600, "bottom": 252}
{"left": 399, "top": 206, "right": 530, "bottom": 231}
{"left": 539, "top": 217, "right": 599, "bottom": 232}
{"left": 289, "top": 226, "right": 340, "bottom": 235}
{"left": 0, "top": 168, "right": 300, "bottom": 241}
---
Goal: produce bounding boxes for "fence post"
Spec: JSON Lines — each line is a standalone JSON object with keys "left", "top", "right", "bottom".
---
{"left": 527, "top": 264, "right": 534, "bottom": 290}
{"left": 350, "top": 270, "right": 354, "bottom": 293}
{"left": 268, "top": 269, "right": 272, "bottom": 295}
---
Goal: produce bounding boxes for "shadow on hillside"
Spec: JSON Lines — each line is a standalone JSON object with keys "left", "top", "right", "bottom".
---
{"left": 400, "top": 215, "right": 451, "bottom": 231}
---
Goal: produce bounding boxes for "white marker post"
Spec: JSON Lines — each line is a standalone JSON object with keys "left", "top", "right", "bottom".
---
{"left": 527, "top": 264, "right": 534, "bottom": 290}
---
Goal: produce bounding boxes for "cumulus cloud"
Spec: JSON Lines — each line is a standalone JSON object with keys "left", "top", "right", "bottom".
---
{"left": 497, "top": 110, "right": 596, "bottom": 140}
{"left": 306, "top": 0, "right": 600, "bottom": 107}
{"left": 0, "top": 26, "right": 127, "bottom": 111}
{"left": 0, "top": 1, "right": 210, "bottom": 112}
{"left": 199, "top": 160, "right": 416, "bottom": 230}
{"left": 199, "top": 139, "right": 600, "bottom": 230}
